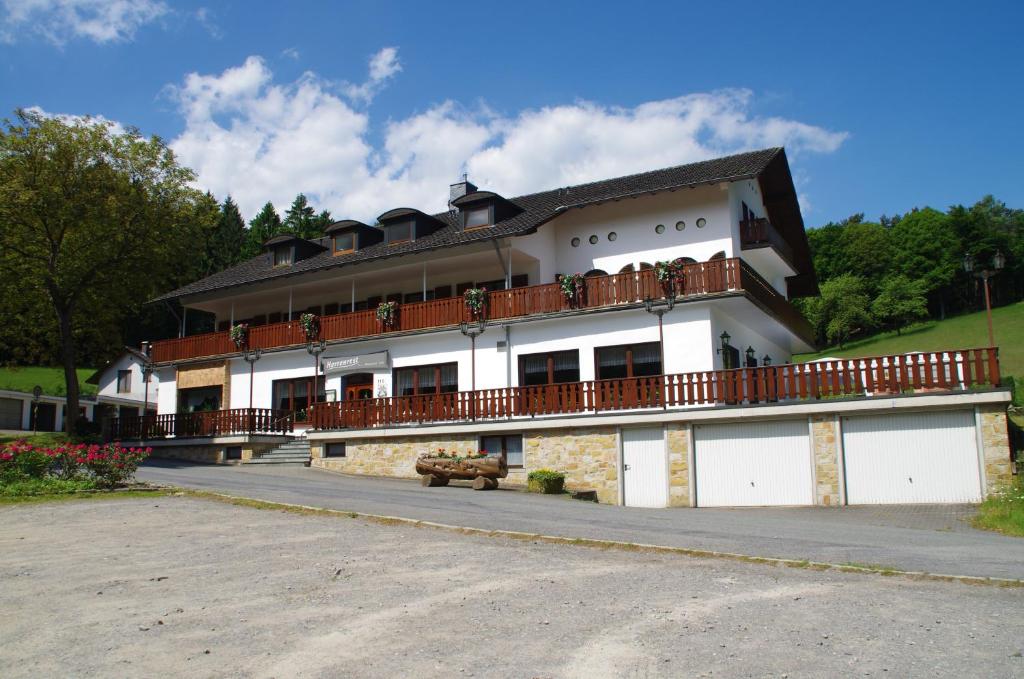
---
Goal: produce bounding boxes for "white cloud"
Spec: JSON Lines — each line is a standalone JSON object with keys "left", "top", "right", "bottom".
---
{"left": 341, "top": 46, "right": 402, "bottom": 104}
{"left": 23, "top": 105, "right": 127, "bottom": 136}
{"left": 0, "top": 0, "right": 168, "bottom": 45}
{"left": 166, "top": 55, "right": 848, "bottom": 223}
{"left": 194, "top": 6, "right": 221, "bottom": 39}
{"left": 281, "top": 46, "right": 299, "bottom": 60}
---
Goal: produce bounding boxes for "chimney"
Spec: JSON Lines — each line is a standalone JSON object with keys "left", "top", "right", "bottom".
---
{"left": 449, "top": 174, "right": 478, "bottom": 207}
{"left": 140, "top": 341, "right": 151, "bottom": 357}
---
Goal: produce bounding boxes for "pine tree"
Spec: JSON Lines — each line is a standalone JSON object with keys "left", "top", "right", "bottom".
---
{"left": 244, "top": 201, "right": 284, "bottom": 258}
{"left": 283, "top": 193, "right": 332, "bottom": 240}
{"left": 205, "top": 196, "right": 247, "bottom": 274}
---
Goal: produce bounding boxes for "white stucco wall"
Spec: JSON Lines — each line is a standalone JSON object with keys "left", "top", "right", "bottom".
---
{"left": 94, "top": 353, "right": 158, "bottom": 405}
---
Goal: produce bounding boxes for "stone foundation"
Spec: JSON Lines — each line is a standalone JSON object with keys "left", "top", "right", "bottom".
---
{"left": 665, "top": 424, "right": 690, "bottom": 507}
{"left": 149, "top": 441, "right": 279, "bottom": 465}
{"left": 978, "top": 404, "right": 1013, "bottom": 493}
{"left": 521, "top": 427, "right": 619, "bottom": 504}
{"left": 810, "top": 415, "right": 841, "bottom": 506}
{"left": 311, "top": 435, "right": 478, "bottom": 479}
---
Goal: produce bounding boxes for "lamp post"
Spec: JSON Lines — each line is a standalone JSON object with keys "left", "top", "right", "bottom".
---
{"left": 306, "top": 340, "right": 327, "bottom": 423}
{"left": 745, "top": 346, "right": 756, "bottom": 368}
{"left": 242, "top": 347, "right": 263, "bottom": 431}
{"left": 460, "top": 318, "right": 487, "bottom": 420}
{"left": 141, "top": 361, "right": 154, "bottom": 437}
{"left": 643, "top": 295, "right": 676, "bottom": 380}
{"left": 963, "top": 250, "right": 1005, "bottom": 347}
{"left": 31, "top": 385, "right": 42, "bottom": 435}
{"left": 762, "top": 355, "right": 772, "bottom": 367}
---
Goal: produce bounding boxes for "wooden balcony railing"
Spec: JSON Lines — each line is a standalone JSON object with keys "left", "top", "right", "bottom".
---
{"left": 740, "top": 217, "right": 796, "bottom": 266}
{"left": 107, "top": 408, "right": 293, "bottom": 441}
{"left": 308, "top": 347, "right": 1001, "bottom": 431}
{"left": 150, "top": 259, "right": 752, "bottom": 363}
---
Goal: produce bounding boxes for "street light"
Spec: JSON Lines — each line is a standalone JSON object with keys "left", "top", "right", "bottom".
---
{"left": 762, "top": 355, "right": 772, "bottom": 367}
{"left": 963, "top": 250, "right": 1005, "bottom": 347}
{"left": 745, "top": 346, "right": 756, "bottom": 367}
{"left": 242, "top": 347, "right": 263, "bottom": 431}
{"left": 306, "top": 340, "right": 327, "bottom": 420}
{"left": 141, "top": 361, "right": 155, "bottom": 438}
{"left": 643, "top": 295, "right": 676, "bottom": 381}
{"left": 460, "top": 318, "right": 487, "bottom": 420}
{"left": 31, "top": 385, "right": 42, "bottom": 435}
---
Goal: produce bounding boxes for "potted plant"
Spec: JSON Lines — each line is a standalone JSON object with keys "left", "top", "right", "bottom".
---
{"left": 229, "top": 323, "right": 249, "bottom": 349}
{"left": 300, "top": 312, "right": 320, "bottom": 340}
{"left": 376, "top": 300, "right": 399, "bottom": 328}
{"left": 463, "top": 287, "right": 488, "bottom": 319}
{"left": 654, "top": 260, "right": 677, "bottom": 295}
{"left": 527, "top": 468, "right": 566, "bottom": 494}
{"left": 559, "top": 273, "right": 586, "bottom": 307}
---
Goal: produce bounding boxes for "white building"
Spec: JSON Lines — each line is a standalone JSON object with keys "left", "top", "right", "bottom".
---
{"left": 121, "top": 148, "right": 1013, "bottom": 507}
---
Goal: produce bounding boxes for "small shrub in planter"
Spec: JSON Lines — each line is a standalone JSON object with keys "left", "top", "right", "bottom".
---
{"left": 229, "top": 323, "right": 249, "bottom": 348}
{"left": 527, "top": 468, "right": 566, "bottom": 494}
{"left": 300, "top": 312, "right": 320, "bottom": 340}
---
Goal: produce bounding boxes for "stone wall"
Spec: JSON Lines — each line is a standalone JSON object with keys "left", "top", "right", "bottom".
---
{"left": 311, "top": 435, "right": 478, "bottom": 479}
{"left": 522, "top": 427, "right": 619, "bottom": 504}
{"left": 149, "top": 441, "right": 278, "bottom": 465}
{"left": 810, "top": 415, "right": 840, "bottom": 506}
{"left": 978, "top": 404, "right": 1013, "bottom": 493}
{"left": 665, "top": 424, "right": 690, "bottom": 507}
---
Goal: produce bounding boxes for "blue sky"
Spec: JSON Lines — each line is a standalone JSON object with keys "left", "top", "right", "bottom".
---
{"left": 2, "top": 0, "right": 1022, "bottom": 226}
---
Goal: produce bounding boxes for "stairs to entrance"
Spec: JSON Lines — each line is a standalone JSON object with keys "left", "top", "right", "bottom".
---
{"left": 244, "top": 438, "right": 310, "bottom": 465}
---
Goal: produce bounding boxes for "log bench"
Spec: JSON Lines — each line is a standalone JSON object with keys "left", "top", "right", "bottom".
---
{"left": 415, "top": 455, "right": 508, "bottom": 490}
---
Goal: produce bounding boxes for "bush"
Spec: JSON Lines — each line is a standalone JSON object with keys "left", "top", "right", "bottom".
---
{"left": 0, "top": 477, "right": 96, "bottom": 497}
{"left": 527, "top": 469, "right": 566, "bottom": 494}
{"left": 0, "top": 440, "right": 150, "bottom": 493}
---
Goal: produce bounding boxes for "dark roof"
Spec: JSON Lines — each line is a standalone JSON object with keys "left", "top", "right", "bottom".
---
{"left": 323, "top": 219, "right": 372, "bottom": 234}
{"left": 85, "top": 346, "right": 150, "bottom": 385}
{"left": 154, "top": 147, "right": 803, "bottom": 303}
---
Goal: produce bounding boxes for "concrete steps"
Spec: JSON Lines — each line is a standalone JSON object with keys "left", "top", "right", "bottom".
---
{"left": 244, "top": 438, "right": 310, "bottom": 465}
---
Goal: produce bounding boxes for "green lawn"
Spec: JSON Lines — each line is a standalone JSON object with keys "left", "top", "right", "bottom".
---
{"left": 795, "top": 301, "right": 1024, "bottom": 379}
{"left": 0, "top": 366, "right": 97, "bottom": 397}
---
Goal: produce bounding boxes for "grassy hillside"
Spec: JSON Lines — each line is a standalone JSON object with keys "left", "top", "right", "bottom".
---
{"left": 795, "top": 301, "right": 1024, "bottom": 379}
{"left": 0, "top": 367, "right": 97, "bottom": 397}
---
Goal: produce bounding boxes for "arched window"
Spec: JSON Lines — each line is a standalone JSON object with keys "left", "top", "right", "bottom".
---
{"left": 708, "top": 251, "right": 726, "bottom": 261}
{"left": 639, "top": 262, "right": 654, "bottom": 270}
{"left": 677, "top": 257, "right": 697, "bottom": 265}
{"left": 618, "top": 264, "right": 635, "bottom": 274}
{"left": 584, "top": 269, "right": 608, "bottom": 277}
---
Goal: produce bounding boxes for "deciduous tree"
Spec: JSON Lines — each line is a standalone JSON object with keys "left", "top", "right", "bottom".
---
{"left": 871, "top": 275, "right": 929, "bottom": 335}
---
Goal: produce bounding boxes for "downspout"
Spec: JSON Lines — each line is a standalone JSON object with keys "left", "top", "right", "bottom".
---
{"left": 490, "top": 238, "right": 509, "bottom": 284}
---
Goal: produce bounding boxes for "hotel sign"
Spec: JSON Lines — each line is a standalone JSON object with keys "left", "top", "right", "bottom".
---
{"left": 321, "top": 350, "right": 389, "bottom": 375}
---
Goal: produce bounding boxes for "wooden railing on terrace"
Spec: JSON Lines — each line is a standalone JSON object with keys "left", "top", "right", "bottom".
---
{"left": 108, "top": 408, "right": 293, "bottom": 441}
{"left": 151, "top": 259, "right": 751, "bottom": 363}
{"left": 740, "top": 217, "right": 795, "bottom": 265}
{"left": 308, "top": 347, "right": 1000, "bottom": 431}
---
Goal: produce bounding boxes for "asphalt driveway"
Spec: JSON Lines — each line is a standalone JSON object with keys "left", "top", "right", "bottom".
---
{"left": 137, "top": 459, "right": 1024, "bottom": 581}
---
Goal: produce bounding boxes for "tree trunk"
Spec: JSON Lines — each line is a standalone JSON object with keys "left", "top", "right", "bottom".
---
{"left": 56, "top": 306, "right": 80, "bottom": 434}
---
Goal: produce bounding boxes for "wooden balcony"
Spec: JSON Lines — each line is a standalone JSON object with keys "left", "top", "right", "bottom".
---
{"left": 307, "top": 347, "right": 1001, "bottom": 431}
{"left": 107, "top": 408, "right": 293, "bottom": 440}
{"left": 150, "top": 258, "right": 809, "bottom": 363}
{"left": 740, "top": 217, "right": 796, "bottom": 268}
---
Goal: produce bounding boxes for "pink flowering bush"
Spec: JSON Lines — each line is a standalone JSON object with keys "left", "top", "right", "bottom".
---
{"left": 0, "top": 440, "right": 151, "bottom": 490}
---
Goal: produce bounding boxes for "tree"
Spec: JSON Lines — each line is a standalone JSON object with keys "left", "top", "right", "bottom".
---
{"left": 283, "top": 193, "right": 331, "bottom": 240}
{"left": 871, "top": 275, "right": 929, "bottom": 335}
{"left": 802, "top": 274, "right": 873, "bottom": 348}
{"left": 244, "top": 201, "right": 283, "bottom": 258}
{"left": 203, "top": 196, "right": 247, "bottom": 275}
{"left": 0, "top": 109, "right": 215, "bottom": 432}
{"left": 887, "top": 207, "right": 958, "bottom": 317}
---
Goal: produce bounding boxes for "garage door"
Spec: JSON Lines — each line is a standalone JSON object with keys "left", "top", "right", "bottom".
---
{"left": 622, "top": 427, "right": 668, "bottom": 508}
{"left": 0, "top": 397, "right": 22, "bottom": 429}
{"left": 842, "top": 410, "right": 981, "bottom": 504}
{"left": 694, "top": 420, "right": 813, "bottom": 507}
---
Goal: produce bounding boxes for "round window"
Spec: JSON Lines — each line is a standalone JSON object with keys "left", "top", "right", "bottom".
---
{"left": 655, "top": 224, "right": 665, "bottom": 234}
{"left": 571, "top": 237, "right": 580, "bottom": 247}
{"left": 696, "top": 218, "right": 707, "bottom": 228}
{"left": 589, "top": 234, "right": 599, "bottom": 244}
{"left": 675, "top": 221, "right": 685, "bottom": 231}
{"left": 608, "top": 232, "right": 617, "bottom": 242}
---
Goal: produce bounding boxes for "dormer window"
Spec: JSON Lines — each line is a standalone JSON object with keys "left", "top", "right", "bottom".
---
{"left": 273, "top": 246, "right": 294, "bottom": 267}
{"left": 333, "top": 232, "right": 355, "bottom": 254}
{"left": 465, "top": 206, "right": 490, "bottom": 229}
{"left": 388, "top": 220, "right": 412, "bottom": 244}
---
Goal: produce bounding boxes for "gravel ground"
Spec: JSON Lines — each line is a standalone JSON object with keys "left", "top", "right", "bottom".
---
{"left": 1, "top": 496, "right": 1022, "bottom": 679}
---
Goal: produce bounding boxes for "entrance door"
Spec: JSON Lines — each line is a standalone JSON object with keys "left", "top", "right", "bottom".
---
{"left": 622, "top": 427, "right": 668, "bottom": 508}
{"left": 842, "top": 410, "right": 981, "bottom": 504}
{"left": 694, "top": 420, "right": 813, "bottom": 507}
{"left": 344, "top": 372, "right": 374, "bottom": 401}
{"left": 30, "top": 402, "right": 57, "bottom": 432}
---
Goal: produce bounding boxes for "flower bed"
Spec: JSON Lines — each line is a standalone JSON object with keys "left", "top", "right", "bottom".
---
{"left": 0, "top": 440, "right": 151, "bottom": 494}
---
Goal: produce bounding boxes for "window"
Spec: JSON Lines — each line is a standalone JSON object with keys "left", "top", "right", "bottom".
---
{"left": 696, "top": 217, "right": 707, "bottom": 228}
{"left": 333, "top": 232, "right": 355, "bottom": 254}
{"left": 481, "top": 434, "right": 523, "bottom": 467}
{"left": 519, "top": 350, "right": 580, "bottom": 386}
{"left": 655, "top": 224, "right": 665, "bottom": 234}
{"left": 589, "top": 234, "right": 598, "bottom": 244}
{"left": 273, "top": 246, "right": 293, "bottom": 266}
{"left": 272, "top": 377, "right": 326, "bottom": 422}
{"left": 116, "top": 370, "right": 131, "bottom": 393}
{"left": 607, "top": 232, "right": 617, "bottom": 241}
{"left": 675, "top": 221, "right": 685, "bottom": 231}
{"left": 571, "top": 237, "right": 581, "bottom": 247}
{"left": 325, "top": 442, "right": 346, "bottom": 458}
{"left": 595, "top": 342, "right": 662, "bottom": 380}
{"left": 225, "top": 446, "right": 242, "bottom": 460}
{"left": 393, "top": 363, "right": 458, "bottom": 396}
{"left": 388, "top": 220, "right": 412, "bottom": 244}
{"left": 465, "top": 206, "right": 490, "bottom": 229}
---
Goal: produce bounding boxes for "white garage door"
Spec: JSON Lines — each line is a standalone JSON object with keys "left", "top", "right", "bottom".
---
{"left": 694, "top": 420, "right": 813, "bottom": 507}
{"left": 0, "top": 397, "right": 22, "bottom": 429}
{"left": 622, "top": 427, "right": 668, "bottom": 508}
{"left": 842, "top": 410, "right": 981, "bottom": 504}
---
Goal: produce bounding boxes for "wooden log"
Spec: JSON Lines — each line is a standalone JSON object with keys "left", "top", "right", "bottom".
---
{"left": 421, "top": 474, "right": 449, "bottom": 487}
{"left": 415, "top": 455, "right": 508, "bottom": 481}
{"left": 472, "top": 476, "right": 498, "bottom": 491}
